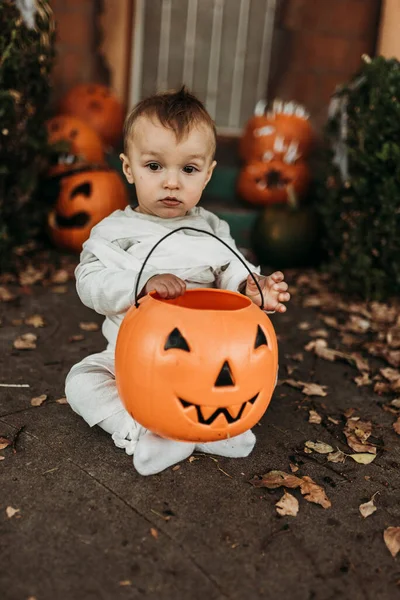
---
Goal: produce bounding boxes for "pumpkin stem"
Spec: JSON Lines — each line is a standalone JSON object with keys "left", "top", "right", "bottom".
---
{"left": 287, "top": 184, "right": 298, "bottom": 210}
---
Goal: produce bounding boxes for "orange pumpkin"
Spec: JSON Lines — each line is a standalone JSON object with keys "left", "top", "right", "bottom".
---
{"left": 59, "top": 83, "right": 125, "bottom": 148}
{"left": 270, "top": 99, "right": 314, "bottom": 159}
{"left": 47, "top": 170, "right": 129, "bottom": 253}
{"left": 115, "top": 289, "right": 278, "bottom": 442}
{"left": 46, "top": 115, "right": 105, "bottom": 177}
{"left": 237, "top": 159, "right": 310, "bottom": 206}
{"left": 239, "top": 100, "right": 275, "bottom": 160}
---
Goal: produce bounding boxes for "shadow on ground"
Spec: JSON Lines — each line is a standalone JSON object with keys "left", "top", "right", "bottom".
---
{"left": 0, "top": 267, "right": 399, "bottom": 600}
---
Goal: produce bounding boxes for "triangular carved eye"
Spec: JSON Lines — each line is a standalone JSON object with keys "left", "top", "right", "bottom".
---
{"left": 71, "top": 182, "right": 91, "bottom": 199}
{"left": 254, "top": 325, "right": 268, "bottom": 349}
{"left": 164, "top": 328, "right": 190, "bottom": 352}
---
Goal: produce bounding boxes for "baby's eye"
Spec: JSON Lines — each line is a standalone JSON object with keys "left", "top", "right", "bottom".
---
{"left": 147, "top": 162, "right": 161, "bottom": 171}
{"left": 183, "top": 165, "right": 198, "bottom": 174}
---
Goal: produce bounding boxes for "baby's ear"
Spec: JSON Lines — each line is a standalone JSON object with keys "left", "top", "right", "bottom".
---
{"left": 204, "top": 160, "right": 217, "bottom": 188}
{"left": 120, "top": 153, "right": 134, "bottom": 184}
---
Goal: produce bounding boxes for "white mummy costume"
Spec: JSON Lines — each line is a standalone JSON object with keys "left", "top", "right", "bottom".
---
{"left": 65, "top": 205, "right": 261, "bottom": 475}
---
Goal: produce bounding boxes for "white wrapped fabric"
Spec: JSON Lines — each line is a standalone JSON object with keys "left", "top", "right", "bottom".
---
{"left": 75, "top": 205, "right": 259, "bottom": 348}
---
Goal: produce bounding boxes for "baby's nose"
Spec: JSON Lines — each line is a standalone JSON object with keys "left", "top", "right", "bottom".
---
{"left": 164, "top": 171, "right": 180, "bottom": 189}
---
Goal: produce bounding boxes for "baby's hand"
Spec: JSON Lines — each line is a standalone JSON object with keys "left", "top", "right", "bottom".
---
{"left": 144, "top": 274, "right": 186, "bottom": 299}
{"left": 244, "top": 271, "right": 290, "bottom": 313}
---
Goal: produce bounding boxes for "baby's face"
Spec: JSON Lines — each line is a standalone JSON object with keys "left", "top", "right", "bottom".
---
{"left": 120, "top": 116, "right": 216, "bottom": 218}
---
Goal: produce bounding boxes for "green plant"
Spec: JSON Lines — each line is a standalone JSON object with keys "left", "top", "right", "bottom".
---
{"left": 0, "top": 0, "right": 55, "bottom": 271}
{"left": 318, "top": 56, "right": 400, "bottom": 300}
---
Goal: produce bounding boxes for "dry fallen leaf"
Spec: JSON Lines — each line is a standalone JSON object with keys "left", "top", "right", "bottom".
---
{"left": 250, "top": 471, "right": 331, "bottom": 509}
{"left": 150, "top": 527, "right": 158, "bottom": 539}
{"left": 393, "top": 417, "right": 400, "bottom": 435}
{"left": 300, "top": 476, "right": 331, "bottom": 509}
{"left": 24, "top": 314, "right": 45, "bottom": 328}
{"left": 305, "top": 338, "right": 337, "bottom": 362}
{"left": 322, "top": 315, "right": 341, "bottom": 330}
{"left": 391, "top": 398, "right": 400, "bottom": 408}
{"left": 327, "top": 450, "right": 346, "bottom": 463}
{"left": 276, "top": 491, "right": 299, "bottom": 517}
{"left": 281, "top": 379, "right": 328, "bottom": 396}
{"left": 19, "top": 265, "right": 46, "bottom": 286}
{"left": 6, "top": 506, "right": 20, "bottom": 518}
{"left": 0, "top": 286, "right": 17, "bottom": 302}
{"left": 79, "top": 322, "right": 99, "bottom": 332}
{"left": 348, "top": 453, "right": 376, "bottom": 465}
{"left": 303, "top": 296, "right": 322, "bottom": 308}
{"left": 292, "top": 353, "right": 304, "bottom": 362}
{"left": 305, "top": 440, "right": 334, "bottom": 454}
{"left": 380, "top": 367, "right": 400, "bottom": 383}
{"left": 289, "top": 462, "right": 299, "bottom": 473}
{"left": 344, "top": 315, "right": 370, "bottom": 334}
{"left": 359, "top": 492, "right": 379, "bottom": 518}
{"left": 309, "top": 410, "right": 322, "bottom": 424}
{"left": 370, "top": 302, "right": 397, "bottom": 324}
{"left": 56, "top": 397, "right": 68, "bottom": 405}
{"left": 344, "top": 408, "right": 356, "bottom": 418}
{"left": 69, "top": 334, "right": 85, "bottom": 343}
{"left": 387, "top": 327, "right": 400, "bottom": 349}
{"left": 384, "top": 527, "right": 400, "bottom": 558}
{"left": 250, "top": 470, "right": 302, "bottom": 490}
{"left": 51, "top": 269, "right": 69, "bottom": 284}
{"left": 0, "top": 437, "right": 12, "bottom": 450}
{"left": 301, "top": 382, "right": 328, "bottom": 397}
{"left": 119, "top": 580, "right": 132, "bottom": 587}
{"left": 344, "top": 419, "right": 376, "bottom": 454}
{"left": 13, "top": 333, "right": 37, "bottom": 350}
{"left": 309, "top": 329, "right": 329, "bottom": 338}
{"left": 31, "top": 394, "right": 47, "bottom": 407}
{"left": 340, "top": 333, "right": 362, "bottom": 347}
{"left": 327, "top": 416, "right": 340, "bottom": 425}
{"left": 354, "top": 372, "right": 372, "bottom": 387}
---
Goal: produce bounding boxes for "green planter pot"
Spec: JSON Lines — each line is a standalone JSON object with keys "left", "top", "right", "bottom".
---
{"left": 252, "top": 202, "right": 321, "bottom": 269}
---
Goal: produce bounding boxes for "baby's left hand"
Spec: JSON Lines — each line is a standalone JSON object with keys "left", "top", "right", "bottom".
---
{"left": 244, "top": 271, "right": 290, "bottom": 313}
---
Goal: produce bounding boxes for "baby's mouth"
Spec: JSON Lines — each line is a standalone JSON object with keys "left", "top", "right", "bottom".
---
{"left": 160, "top": 197, "right": 181, "bottom": 206}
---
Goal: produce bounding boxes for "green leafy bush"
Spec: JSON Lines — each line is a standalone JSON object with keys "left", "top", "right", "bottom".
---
{"left": 319, "top": 56, "right": 400, "bottom": 300}
{"left": 0, "top": 0, "right": 55, "bottom": 271}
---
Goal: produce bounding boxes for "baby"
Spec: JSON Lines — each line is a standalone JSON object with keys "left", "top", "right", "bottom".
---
{"left": 65, "top": 87, "right": 290, "bottom": 475}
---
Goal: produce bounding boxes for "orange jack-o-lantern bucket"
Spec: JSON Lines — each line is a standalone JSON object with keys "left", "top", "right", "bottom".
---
{"left": 115, "top": 228, "right": 278, "bottom": 443}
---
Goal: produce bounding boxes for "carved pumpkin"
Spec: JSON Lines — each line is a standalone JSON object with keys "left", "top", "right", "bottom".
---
{"left": 237, "top": 159, "right": 310, "bottom": 206}
{"left": 59, "top": 83, "right": 125, "bottom": 148}
{"left": 46, "top": 115, "right": 105, "bottom": 177}
{"left": 269, "top": 99, "right": 314, "bottom": 159}
{"left": 239, "top": 100, "right": 275, "bottom": 160}
{"left": 115, "top": 289, "right": 278, "bottom": 442}
{"left": 47, "top": 170, "right": 128, "bottom": 253}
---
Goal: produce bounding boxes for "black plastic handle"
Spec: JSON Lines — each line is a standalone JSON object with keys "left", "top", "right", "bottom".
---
{"left": 133, "top": 226, "right": 264, "bottom": 310}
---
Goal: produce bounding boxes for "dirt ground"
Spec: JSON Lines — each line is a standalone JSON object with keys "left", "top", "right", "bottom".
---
{"left": 0, "top": 254, "right": 399, "bottom": 600}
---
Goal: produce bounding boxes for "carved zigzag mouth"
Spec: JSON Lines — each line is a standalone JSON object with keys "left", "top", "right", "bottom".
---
{"left": 179, "top": 393, "right": 259, "bottom": 425}
{"left": 55, "top": 211, "right": 90, "bottom": 228}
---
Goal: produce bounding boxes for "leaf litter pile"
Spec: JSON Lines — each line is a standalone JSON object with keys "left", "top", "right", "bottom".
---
{"left": 1, "top": 254, "right": 400, "bottom": 560}
{"left": 250, "top": 272, "right": 400, "bottom": 558}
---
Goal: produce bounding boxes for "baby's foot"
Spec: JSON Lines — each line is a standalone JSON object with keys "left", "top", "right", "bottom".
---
{"left": 245, "top": 271, "right": 290, "bottom": 312}
{"left": 195, "top": 430, "right": 256, "bottom": 458}
{"left": 133, "top": 431, "right": 195, "bottom": 476}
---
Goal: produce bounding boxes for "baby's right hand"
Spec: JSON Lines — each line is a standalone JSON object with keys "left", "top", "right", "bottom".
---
{"left": 143, "top": 274, "right": 186, "bottom": 299}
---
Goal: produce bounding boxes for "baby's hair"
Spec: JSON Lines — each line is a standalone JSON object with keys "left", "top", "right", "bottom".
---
{"left": 123, "top": 86, "right": 217, "bottom": 158}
